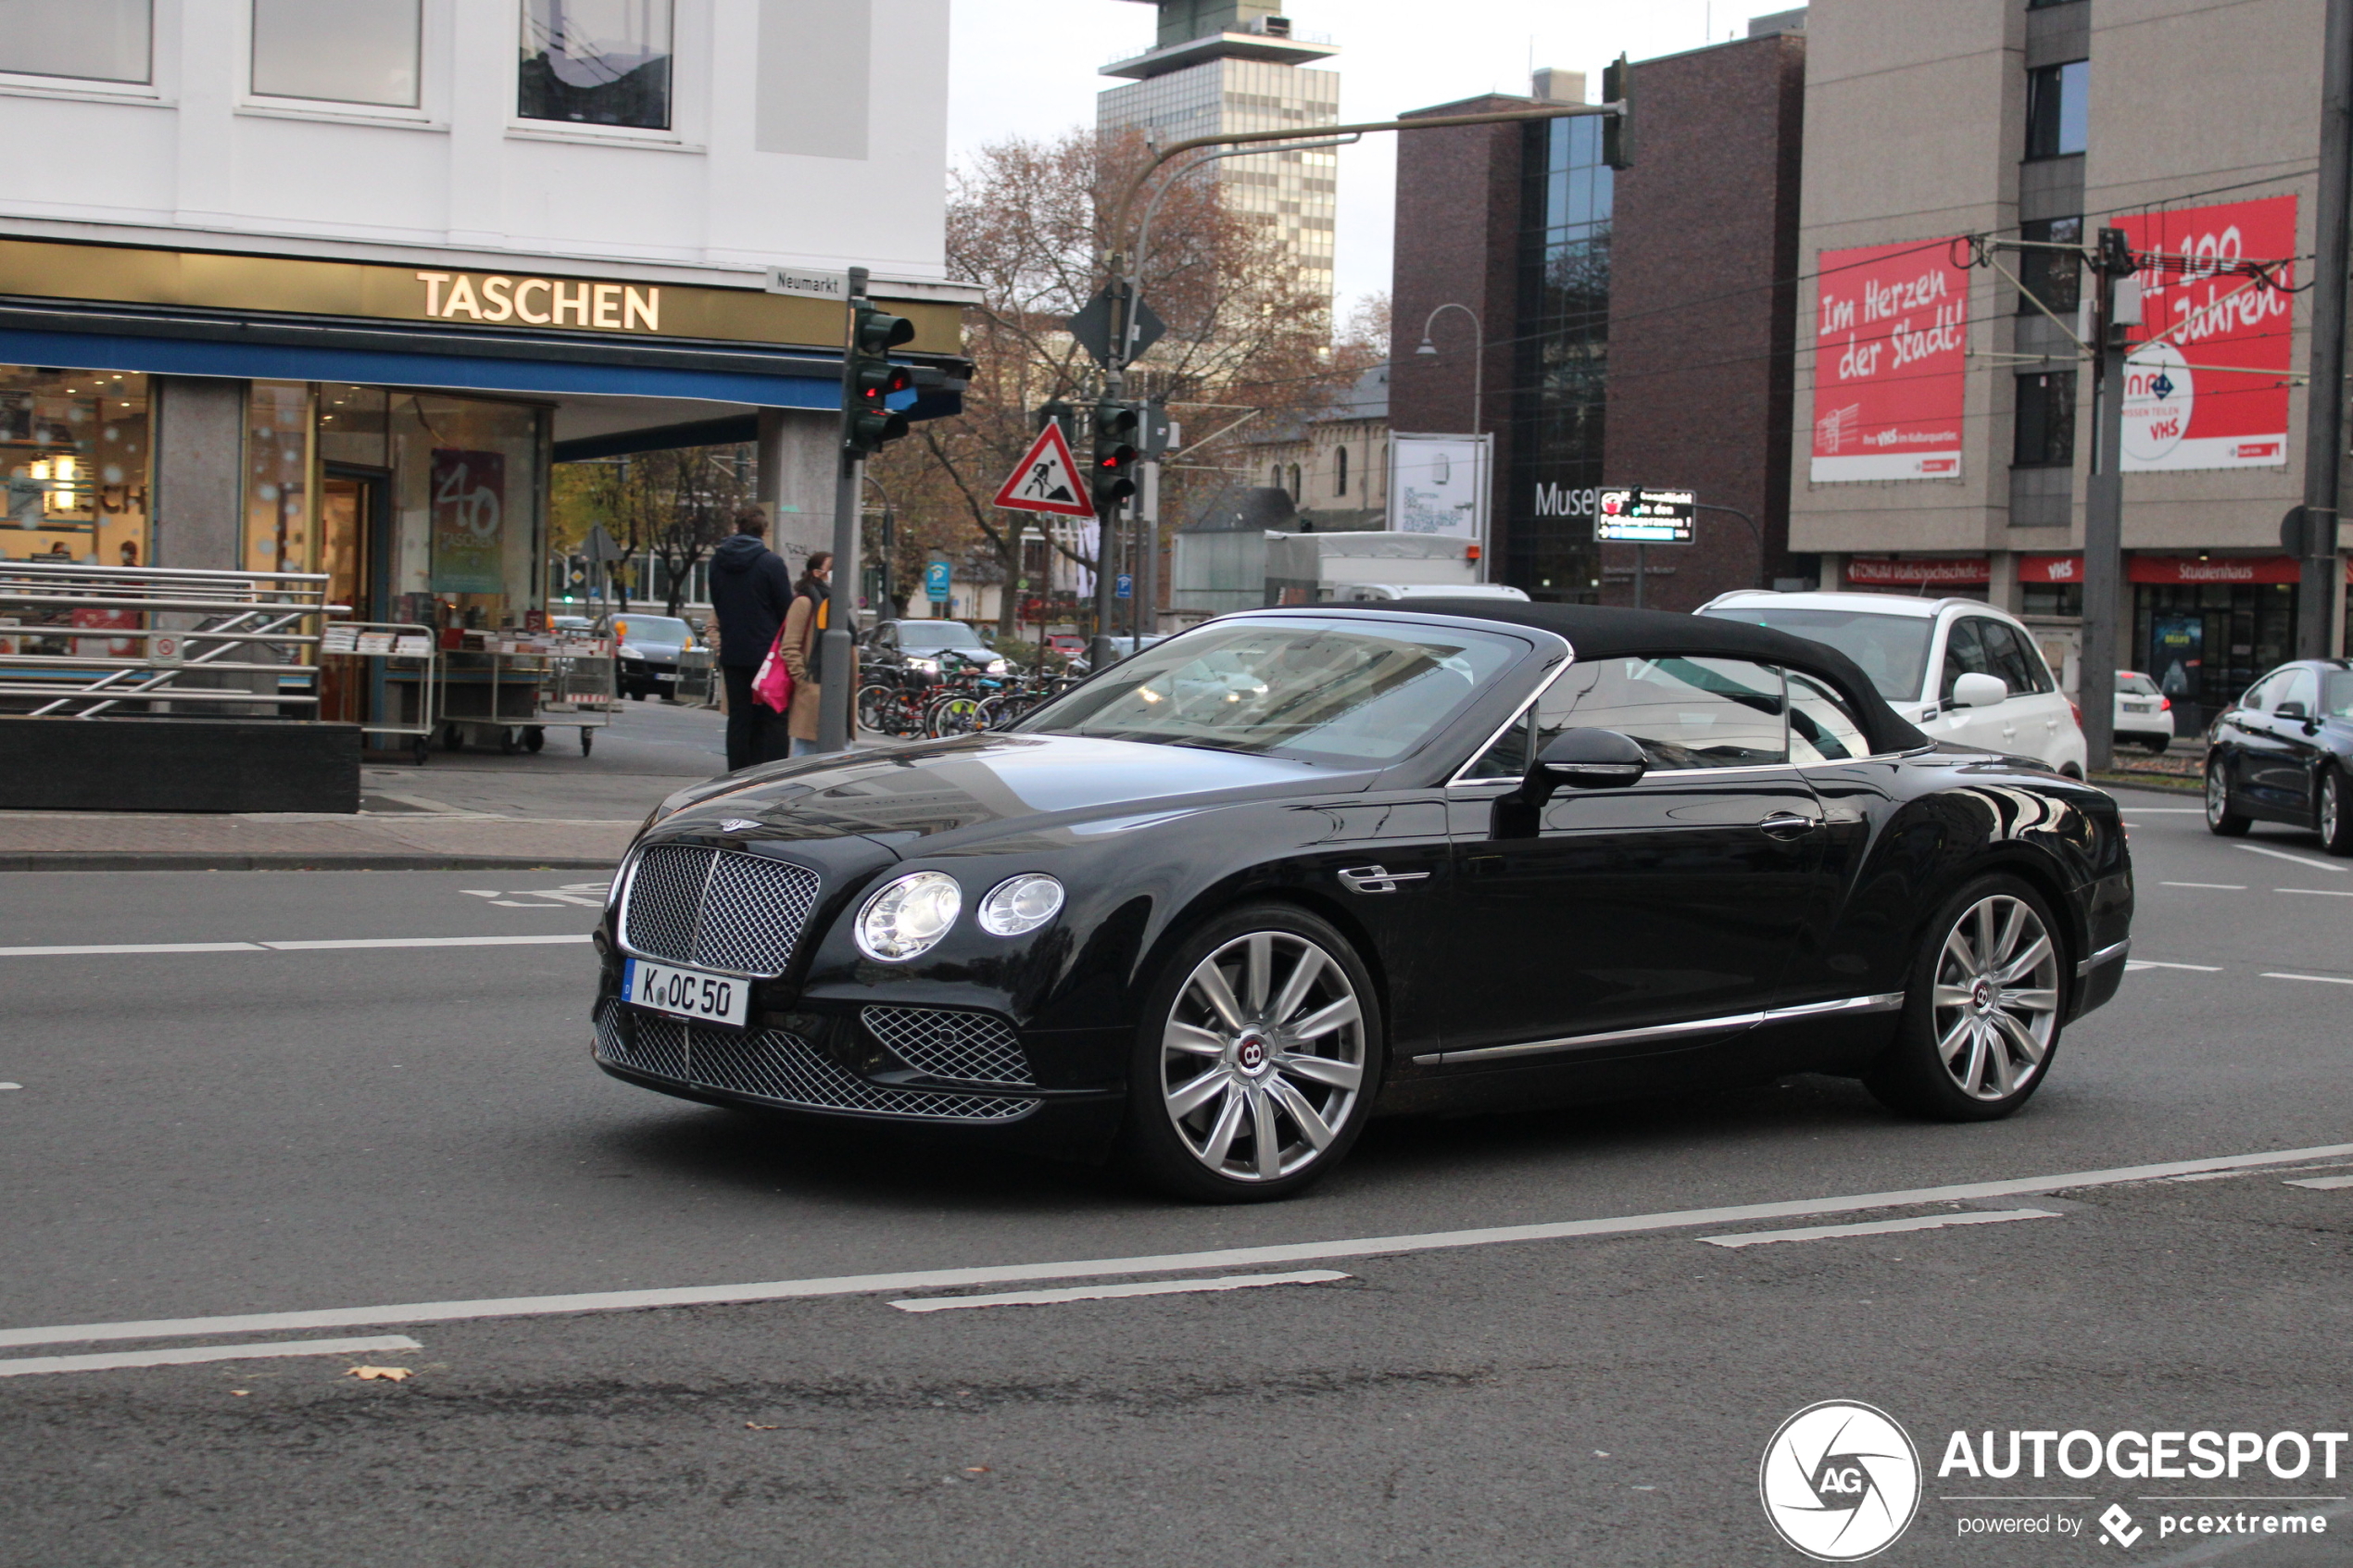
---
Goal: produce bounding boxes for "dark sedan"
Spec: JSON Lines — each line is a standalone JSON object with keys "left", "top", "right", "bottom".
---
{"left": 2203, "top": 658, "right": 2353, "bottom": 852}
{"left": 614, "top": 613, "right": 697, "bottom": 700}
{"left": 590, "top": 603, "right": 2133, "bottom": 1201}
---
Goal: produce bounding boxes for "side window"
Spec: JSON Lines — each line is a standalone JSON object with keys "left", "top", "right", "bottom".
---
{"left": 2279, "top": 667, "right": 2320, "bottom": 715}
{"left": 1977, "top": 621, "right": 2042, "bottom": 696}
{"left": 1789, "top": 671, "right": 1871, "bottom": 764}
{"left": 2242, "top": 671, "right": 2284, "bottom": 711}
{"left": 1542, "top": 656, "right": 1788, "bottom": 770}
{"left": 1938, "top": 619, "right": 1994, "bottom": 702}
{"left": 1461, "top": 665, "right": 1579, "bottom": 779}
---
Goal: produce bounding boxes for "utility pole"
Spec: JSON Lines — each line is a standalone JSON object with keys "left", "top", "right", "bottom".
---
{"left": 819, "top": 267, "right": 915, "bottom": 751}
{"left": 2082, "top": 229, "right": 2137, "bottom": 774}
{"left": 2299, "top": 0, "right": 2353, "bottom": 657}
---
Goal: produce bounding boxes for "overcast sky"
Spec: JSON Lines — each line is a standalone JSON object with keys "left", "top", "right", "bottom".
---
{"left": 946, "top": 0, "right": 1806, "bottom": 320}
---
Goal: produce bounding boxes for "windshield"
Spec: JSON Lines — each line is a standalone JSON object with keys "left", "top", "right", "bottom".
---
{"left": 1013, "top": 619, "right": 1523, "bottom": 765}
{"left": 616, "top": 617, "right": 690, "bottom": 644}
{"left": 1699, "top": 605, "right": 1932, "bottom": 702}
{"left": 900, "top": 621, "right": 989, "bottom": 651}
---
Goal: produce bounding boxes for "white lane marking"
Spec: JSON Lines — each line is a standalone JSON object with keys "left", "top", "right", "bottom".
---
{"left": 2167, "top": 1171, "right": 2245, "bottom": 1183}
{"left": 2118, "top": 807, "right": 2205, "bottom": 812}
{"left": 2236, "top": 844, "right": 2347, "bottom": 872}
{"left": 2286, "top": 1175, "right": 2353, "bottom": 1190}
{"left": 0, "top": 941, "right": 271, "bottom": 957}
{"left": 889, "top": 1270, "right": 1350, "bottom": 1313}
{"left": 1701, "top": 1209, "right": 2060, "bottom": 1248}
{"left": 7, "top": 1142, "right": 2353, "bottom": 1352}
{"left": 2277, "top": 887, "right": 2353, "bottom": 897}
{"left": 2128, "top": 960, "right": 2224, "bottom": 972}
{"left": 0, "top": 1335, "right": 421, "bottom": 1379}
{"left": 260, "top": 935, "right": 591, "bottom": 951}
{"left": 2262, "top": 971, "right": 2353, "bottom": 986}
{"left": 2160, "top": 882, "right": 2246, "bottom": 890}
{"left": 0, "top": 935, "right": 592, "bottom": 959}
{"left": 0, "top": 1083, "right": 19, "bottom": 1091}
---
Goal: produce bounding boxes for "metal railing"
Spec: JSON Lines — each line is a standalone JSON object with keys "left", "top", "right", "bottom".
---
{"left": 0, "top": 560, "right": 346, "bottom": 719}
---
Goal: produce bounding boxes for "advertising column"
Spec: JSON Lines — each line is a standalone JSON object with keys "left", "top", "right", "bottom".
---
{"left": 1809, "top": 240, "right": 1972, "bottom": 482}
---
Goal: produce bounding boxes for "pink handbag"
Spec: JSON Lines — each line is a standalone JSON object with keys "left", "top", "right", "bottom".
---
{"left": 751, "top": 621, "right": 795, "bottom": 713}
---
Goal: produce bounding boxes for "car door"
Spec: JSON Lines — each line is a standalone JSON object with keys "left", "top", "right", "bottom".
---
{"left": 1979, "top": 619, "right": 2071, "bottom": 767}
{"left": 1932, "top": 616, "right": 2022, "bottom": 757}
{"left": 2245, "top": 664, "right": 2322, "bottom": 816}
{"left": 1437, "top": 654, "right": 1832, "bottom": 1064}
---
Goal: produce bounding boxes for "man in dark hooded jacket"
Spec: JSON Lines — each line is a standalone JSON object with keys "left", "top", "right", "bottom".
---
{"left": 707, "top": 507, "right": 795, "bottom": 770}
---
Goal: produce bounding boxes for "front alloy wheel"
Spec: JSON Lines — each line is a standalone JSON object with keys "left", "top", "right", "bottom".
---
{"left": 1866, "top": 876, "right": 2065, "bottom": 1122}
{"left": 1126, "top": 907, "right": 1380, "bottom": 1201}
{"left": 2320, "top": 770, "right": 2353, "bottom": 856}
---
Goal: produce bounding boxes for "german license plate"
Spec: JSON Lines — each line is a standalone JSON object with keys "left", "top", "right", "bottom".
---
{"left": 623, "top": 958, "right": 749, "bottom": 1029}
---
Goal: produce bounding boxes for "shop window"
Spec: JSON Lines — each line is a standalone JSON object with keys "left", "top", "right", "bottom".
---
{"left": 519, "top": 0, "right": 673, "bottom": 131}
{"left": 387, "top": 394, "right": 548, "bottom": 623}
{"left": 2025, "top": 60, "right": 2088, "bottom": 159}
{"left": 0, "top": 0, "right": 151, "bottom": 84}
{"left": 245, "top": 383, "right": 315, "bottom": 575}
{"left": 252, "top": 0, "right": 422, "bottom": 108}
{"left": 2021, "top": 583, "right": 2082, "bottom": 617}
{"left": 2, "top": 367, "right": 150, "bottom": 566}
{"left": 2014, "top": 371, "right": 2076, "bottom": 468}
{"left": 2017, "top": 217, "right": 2082, "bottom": 316}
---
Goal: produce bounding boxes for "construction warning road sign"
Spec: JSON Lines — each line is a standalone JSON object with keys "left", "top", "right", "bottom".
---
{"left": 993, "top": 423, "right": 1095, "bottom": 519}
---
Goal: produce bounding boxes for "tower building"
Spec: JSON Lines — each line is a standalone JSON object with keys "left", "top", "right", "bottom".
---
{"left": 1100, "top": 2, "right": 1340, "bottom": 308}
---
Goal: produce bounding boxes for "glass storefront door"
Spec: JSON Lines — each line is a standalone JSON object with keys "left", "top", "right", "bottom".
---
{"left": 2133, "top": 582, "right": 2296, "bottom": 733}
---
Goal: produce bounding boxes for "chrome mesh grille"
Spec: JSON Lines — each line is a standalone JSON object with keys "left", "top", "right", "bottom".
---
{"left": 619, "top": 844, "right": 820, "bottom": 976}
{"left": 862, "top": 1007, "right": 1035, "bottom": 1086}
{"left": 597, "top": 1009, "right": 1036, "bottom": 1123}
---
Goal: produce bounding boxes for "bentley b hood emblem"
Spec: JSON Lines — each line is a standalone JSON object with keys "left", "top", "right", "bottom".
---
{"left": 718, "top": 818, "right": 761, "bottom": 834}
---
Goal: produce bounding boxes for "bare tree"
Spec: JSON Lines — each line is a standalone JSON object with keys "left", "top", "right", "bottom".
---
{"left": 552, "top": 445, "right": 751, "bottom": 615}
{"left": 872, "top": 127, "right": 1353, "bottom": 637}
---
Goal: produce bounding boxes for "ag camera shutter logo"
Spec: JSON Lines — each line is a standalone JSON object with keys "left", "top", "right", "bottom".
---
{"left": 1760, "top": 1400, "right": 1922, "bottom": 1561}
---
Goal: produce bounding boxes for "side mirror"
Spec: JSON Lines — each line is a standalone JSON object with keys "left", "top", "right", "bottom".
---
{"left": 1531, "top": 727, "right": 1648, "bottom": 795}
{"left": 2275, "top": 699, "right": 2309, "bottom": 720}
{"left": 1952, "top": 671, "right": 2008, "bottom": 709}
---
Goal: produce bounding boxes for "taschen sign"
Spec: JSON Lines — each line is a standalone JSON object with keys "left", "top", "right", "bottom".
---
{"left": 2114, "top": 195, "right": 2298, "bottom": 472}
{"left": 1810, "top": 240, "right": 1971, "bottom": 483}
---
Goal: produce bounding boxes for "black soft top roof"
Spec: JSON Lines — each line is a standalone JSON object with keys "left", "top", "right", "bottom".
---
{"left": 1311, "top": 599, "right": 1930, "bottom": 756}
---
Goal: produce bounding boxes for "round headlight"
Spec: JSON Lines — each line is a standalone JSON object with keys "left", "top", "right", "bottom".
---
{"left": 856, "top": 871, "right": 963, "bottom": 961}
{"left": 977, "top": 873, "right": 1064, "bottom": 936}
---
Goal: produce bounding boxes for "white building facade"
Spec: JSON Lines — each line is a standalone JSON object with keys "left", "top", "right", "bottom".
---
{"left": 0, "top": 0, "right": 967, "bottom": 633}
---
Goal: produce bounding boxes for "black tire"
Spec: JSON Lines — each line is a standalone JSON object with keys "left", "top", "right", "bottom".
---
{"left": 856, "top": 684, "right": 894, "bottom": 735}
{"left": 2206, "top": 758, "right": 2252, "bottom": 835}
{"left": 524, "top": 726, "right": 546, "bottom": 754}
{"left": 2321, "top": 769, "right": 2353, "bottom": 856}
{"left": 927, "top": 696, "right": 982, "bottom": 737}
{"left": 1864, "top": 873, "right": 2066, "bottom": 1123}
{"left": 1119, "top": 902, "right": 1384, "bottom": 1203}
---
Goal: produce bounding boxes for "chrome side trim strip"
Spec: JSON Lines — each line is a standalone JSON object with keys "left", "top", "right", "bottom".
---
{"left": 1760, "top": 992, "right": 1906, "bottom": 1022}
{"left": 2077, "top": 937, "right": 2131, "bottom": 976}
{"left": 1409, "top": 990, "right": 1907, "bottom": 1066}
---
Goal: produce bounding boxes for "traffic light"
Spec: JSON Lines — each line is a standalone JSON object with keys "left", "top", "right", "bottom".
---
{"left": 844, "top": 302, "right": 916, "bottom": 455}
{"left": 1092, "top": 401, "right": 1139, "bottom": 512}
{"left": 1601, "top": 54, "right": 1632, "bottom": 171}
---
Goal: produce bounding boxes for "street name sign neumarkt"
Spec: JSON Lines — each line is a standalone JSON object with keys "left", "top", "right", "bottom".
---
{"left": 1594, "top": 486, "right": 1697, "bottom": 544}
{"left": 992, "top": 424, "right": 1096, "bottom": 519}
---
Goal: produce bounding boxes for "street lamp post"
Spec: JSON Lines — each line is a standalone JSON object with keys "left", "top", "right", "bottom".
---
{"left": 1416, "top": 302, "right": 1484, "bottom": 582}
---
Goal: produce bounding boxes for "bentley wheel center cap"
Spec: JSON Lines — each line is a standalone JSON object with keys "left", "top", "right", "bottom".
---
{"left": 1235, "top": 1034, "right": 1269, "bottom": 1073}
{"left": 1971, "top": 978, "right": 1996, "bottom": 1011}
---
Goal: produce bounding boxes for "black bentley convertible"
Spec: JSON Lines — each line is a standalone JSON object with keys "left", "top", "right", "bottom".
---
{"left": 591, "top": 603, "right": 2133, "bottom": 1201}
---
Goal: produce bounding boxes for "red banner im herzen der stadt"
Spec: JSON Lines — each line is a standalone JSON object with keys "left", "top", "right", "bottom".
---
{"left": 1810, "top": 239, "right": 1971, "bottom": 483}
{"left": 2113, "top": 194, "right": 2299, "bottom": 471}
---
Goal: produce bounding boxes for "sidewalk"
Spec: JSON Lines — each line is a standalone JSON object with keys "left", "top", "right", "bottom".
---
{"left": 0, "top": 699, "right": 725, "bottom": 872}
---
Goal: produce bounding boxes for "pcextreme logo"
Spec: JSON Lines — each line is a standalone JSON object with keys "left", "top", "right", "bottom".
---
{"left": 1760, "top": 1400, "right": 1924, "bottom": 1561}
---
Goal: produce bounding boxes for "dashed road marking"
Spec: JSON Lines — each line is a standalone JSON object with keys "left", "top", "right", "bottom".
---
{"left": 2277, "top": 887, "right": 2353, "bottom": 897}
{"left": 889, "top": 1270, "right": 1350, "bottom": 1312}
{"left": 2129, "top": 960, "right": 2224, "bottom": 972}
{"left": 7, "top": 1143, "right": 2348, "bottom": 1353}
{"left": 2285, "top": 1175, "right": 2353, "bottom": 1190}
{"left": 2160, "top": 883, "right": 2246, "bottom": 890}
{"left": 2261, "top": 972, "right": 2353, "bottom": 986}
{"left": 0, "top": 1335, "right": 421, "bottom": 1379}
{"left": 1700, "top": 1209, "right": 2061, "bottom": 1248}
{"left": 0, "top": 935, "right": 592, "bottom": 959}
{"left": 2236, "top": 844, "right": 2347, "bottom": 872}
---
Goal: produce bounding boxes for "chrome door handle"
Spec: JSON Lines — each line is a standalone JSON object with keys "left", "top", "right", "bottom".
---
{"left": 1756, "top": 811, "right": 1821, "bottom": 839}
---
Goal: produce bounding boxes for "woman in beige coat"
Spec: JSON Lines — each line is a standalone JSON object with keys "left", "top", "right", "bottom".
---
{"left": 778, "top": 551, "right": 831, "bottom": 755}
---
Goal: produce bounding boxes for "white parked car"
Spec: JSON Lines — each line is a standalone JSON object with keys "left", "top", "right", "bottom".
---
{"left": 1331, "top": 583, "right": 1532, "bottom": 603}
{"left": 1698, "top": 590, "right": 2088, "bottom": 777}
{"left": 2114, "top": 670, "right": 2176, "bottom": 754}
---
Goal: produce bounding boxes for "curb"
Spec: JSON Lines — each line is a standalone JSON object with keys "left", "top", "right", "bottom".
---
{"left": 0, "top": 854, "right": 622, "bottom": 873}
{"left": 2093, "top": 771, "right": 2202, "bottom": 795}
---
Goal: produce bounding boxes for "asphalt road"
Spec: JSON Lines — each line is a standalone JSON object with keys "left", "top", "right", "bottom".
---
{"left": 2, "top": 785, "right": 2349, "bottom": 1567}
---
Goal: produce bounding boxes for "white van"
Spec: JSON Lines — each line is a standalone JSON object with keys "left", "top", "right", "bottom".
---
{"left": 1698, "top": 590, "right": 2088, "bottom": 776}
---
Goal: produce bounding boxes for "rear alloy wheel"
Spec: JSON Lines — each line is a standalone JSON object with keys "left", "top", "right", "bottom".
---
{"left": 1124, "top": 906, "right": 1381, "bottom": 1202}
{"left": 2321, "top": 770, "right": 2353, "bottom": 856}
{"left": 1866, "top": 876, "right": 2063, "bottom": 1122}
{"left": 2206, "top": 759, "right": 2251, "bottom": 836}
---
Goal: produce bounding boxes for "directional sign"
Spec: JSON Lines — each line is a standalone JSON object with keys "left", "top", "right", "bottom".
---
{"left": 1594, "top": 487, "right": 1696, "bottom": 544}
{"left": 924, "top": 560, "right": 951, "bottom": 603}
{"left": 992, "top": 423, "right": 1095, "bottom": 519}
